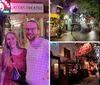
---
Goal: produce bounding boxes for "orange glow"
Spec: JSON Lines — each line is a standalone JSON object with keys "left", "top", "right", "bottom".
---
{"left": 54, "top": 64, "right": 58, "bottom": 75}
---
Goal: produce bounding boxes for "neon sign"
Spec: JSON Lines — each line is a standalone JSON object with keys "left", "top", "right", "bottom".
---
{"left": 2, "top": 0, "right": 10, "bottom": 8}
{"left": 0, "top": 3, "right": 4, "bottom": 11}
{"left": 76, "top": 43, "right": 92, "bottom": 57}
{"left": 0, "top": 0, "right": 10, "bottom": 13}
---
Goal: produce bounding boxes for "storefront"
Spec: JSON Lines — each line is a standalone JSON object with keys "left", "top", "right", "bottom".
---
{"left": 0, "top": 1, "right": 49, "bottom": 78}
{"left": 50, "top": 2, "right": 63, "bottom": 38}
{"left": 50, "top": 13, "right": 60, "bottom": 37}
{"left": 5, "top": 13, "right": 49, "bottom": 47}
{"left": 76, "top": 43, "right": 99, "bottom": 77}
{"left": 0, "top": 2, "right": 49, "bottom": 48}
{"left": 51, "top": 43, "right": 100, "bottom": 85}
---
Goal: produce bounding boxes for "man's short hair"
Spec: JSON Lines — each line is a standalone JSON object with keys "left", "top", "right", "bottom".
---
{"left": 27, "top": 20, "right": 40, "bottom": 30}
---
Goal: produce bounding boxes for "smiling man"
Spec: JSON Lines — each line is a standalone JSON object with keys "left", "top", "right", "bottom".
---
{"left": 24, "top": 20, "right": 49, "bottom": 85}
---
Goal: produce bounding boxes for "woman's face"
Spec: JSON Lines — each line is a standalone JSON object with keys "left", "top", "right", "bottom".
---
{"left": 6, "top": 33, "right": 17, "bottom": 49}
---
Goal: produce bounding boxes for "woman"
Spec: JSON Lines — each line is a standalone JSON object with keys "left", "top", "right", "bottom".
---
{"left": 0, "top": 32, "right": 26, "bottom": 85}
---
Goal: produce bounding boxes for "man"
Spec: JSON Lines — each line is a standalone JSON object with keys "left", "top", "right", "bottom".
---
{"left": 24, "top": 20, "right": 49, "bottom": 85}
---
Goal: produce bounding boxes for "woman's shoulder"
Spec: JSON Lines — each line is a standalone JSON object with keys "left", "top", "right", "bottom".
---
{"left": 40, "top": 37, "right": 49, "bottom": 44}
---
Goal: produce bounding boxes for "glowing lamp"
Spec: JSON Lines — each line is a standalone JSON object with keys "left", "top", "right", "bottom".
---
{"left": 69, "top": 5, "right": 78, "bottom": 13}
{"left": 0, "top": 3, "right": 4, "bottom": 11}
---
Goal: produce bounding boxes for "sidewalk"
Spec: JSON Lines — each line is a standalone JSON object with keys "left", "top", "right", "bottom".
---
{"left": 59, "top": 30, "right": 100, "bottom": 41}
{"left": 74, "top": 76, "right": 99, "bottom": 85}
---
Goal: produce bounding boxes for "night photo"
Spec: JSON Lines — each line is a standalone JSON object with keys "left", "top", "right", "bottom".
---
{"left": 51, "top": 42, "right": 100, "bottom": 85}
{"left": 50, "top": 0, "right": 100, "bottom": 41}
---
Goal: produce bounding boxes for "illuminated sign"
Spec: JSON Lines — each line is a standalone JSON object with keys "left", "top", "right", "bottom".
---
{"left": 76, "top": 43, "right": 92, "bottom": 57}
{"left": 0, "top": 0, "right": 10, "bottom": 13}
{"left": 0, "top": 3, "right": 4, "bottom": 11}
{"left": 11, "top": 3, "right": 44, "bottom": 13}
{"left": 50, "top": 13, "right": 60, "bottom": 19}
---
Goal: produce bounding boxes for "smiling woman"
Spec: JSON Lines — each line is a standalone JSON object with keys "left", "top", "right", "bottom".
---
{"left": 0, "top": 31, "right": 27, "bottom": 85}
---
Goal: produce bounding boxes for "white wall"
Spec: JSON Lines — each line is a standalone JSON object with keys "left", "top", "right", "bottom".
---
{"left": 59, "top": 43, "right": 77, "bottom": 61}
{"left": 50, "top": 43, "right": 60, "bottom": 56}
{"left": 50, "top": 43, "right": 78, "bottom": 61}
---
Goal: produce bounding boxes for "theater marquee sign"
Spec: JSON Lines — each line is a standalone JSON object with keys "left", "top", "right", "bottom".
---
{"left": 11, "top": 3, "right": 44, "bottom": 13}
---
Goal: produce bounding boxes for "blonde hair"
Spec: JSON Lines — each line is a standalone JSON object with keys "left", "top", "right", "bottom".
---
{"left": 2, "top": 31, "right": 20, "bottom": 69}
{"left": 2, "top": 40, "right": 10, "bottom": 70}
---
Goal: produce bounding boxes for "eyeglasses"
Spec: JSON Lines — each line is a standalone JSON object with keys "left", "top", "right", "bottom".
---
{"left": 25, "top": 28, "right": 37, "bottom": 31}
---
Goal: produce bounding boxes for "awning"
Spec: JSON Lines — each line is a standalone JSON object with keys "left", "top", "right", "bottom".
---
{"left": 60, "top": 58, "right": 76, "bottom": 64}
{"left": 50, "top": 13, "right": 60, "bottom": 19}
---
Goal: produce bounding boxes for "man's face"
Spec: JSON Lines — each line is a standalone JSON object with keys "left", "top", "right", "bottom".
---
{"left": 24, "top": 22, "right": 39, "bottom": 41}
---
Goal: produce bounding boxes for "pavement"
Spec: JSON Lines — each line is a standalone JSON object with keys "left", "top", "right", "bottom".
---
{"left": 74, "top": 76, "right": 99, "bottom": 85}
{"left": 50, "top": 30, "right": 100, "bottom": 41}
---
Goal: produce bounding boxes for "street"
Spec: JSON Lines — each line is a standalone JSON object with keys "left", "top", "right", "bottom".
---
{"left": 74, "top": 76, "right": 99, "bottom": 85}
{"left": 54, "top": 30, "right": 100, "bottom": 41}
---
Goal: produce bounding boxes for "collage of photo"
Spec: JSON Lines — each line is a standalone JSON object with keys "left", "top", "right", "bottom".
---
{"left": 50, "top": 0, "right": 100, "bottom": 85}
{"left": 0, "top": 0, "right": 100, "bottom": 85}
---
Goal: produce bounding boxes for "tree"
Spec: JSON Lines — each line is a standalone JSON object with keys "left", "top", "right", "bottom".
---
{"left": 76, "top": 0, "right": 100, "bottom": 21}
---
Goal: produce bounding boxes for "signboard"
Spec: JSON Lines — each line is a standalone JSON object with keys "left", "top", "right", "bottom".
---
{"left": 0, "top": 0, "right": 10, "bottom": 13}
{"left": 76, "top": 43, "right": 92, "bottom": 57}
{"left": 50, "top": 13, "right": 60, "bottom": 19}
{"left": 11, "top": 3, "right": 44, "bottom": 13}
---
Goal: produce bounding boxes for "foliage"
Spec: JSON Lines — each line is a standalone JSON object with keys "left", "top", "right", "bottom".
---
{"left": 76, "top": 0, "right": 100, "bottom": 21}
{"left": 60, "top": 10, "right": 65, "bottom": 20}
{"left": 97, "top": 62, "right": 100, "bottom": 68}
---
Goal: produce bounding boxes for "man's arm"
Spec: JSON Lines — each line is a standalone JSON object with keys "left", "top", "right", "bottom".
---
{"left": 42, "top": 71, "right": 49, "bottom": 80}
{"left": 42, "top": 39, "right": 49, "bottom": 80}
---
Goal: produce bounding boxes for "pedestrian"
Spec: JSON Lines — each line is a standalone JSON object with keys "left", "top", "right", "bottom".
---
{"left": 71, "top": 24, "right": 73, "bottom": 35}
{"left": 0, "top": 32, "right": 26, "bottom": 85}
{"left": 24, "top": 20, "right": 49, "bottom": 85}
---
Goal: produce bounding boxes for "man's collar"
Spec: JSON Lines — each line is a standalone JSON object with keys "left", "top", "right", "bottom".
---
{"left": 30, "top": 37, "right": 43, "bottom": 49}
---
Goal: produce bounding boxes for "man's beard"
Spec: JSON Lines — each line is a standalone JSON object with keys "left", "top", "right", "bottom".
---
{"left": 27, "top": 35, "right": 37, "bottom": 42}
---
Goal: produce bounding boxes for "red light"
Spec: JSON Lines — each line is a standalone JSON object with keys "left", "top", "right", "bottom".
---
{"left": 2, "top": 0, "right": 10, "bottom": 8}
